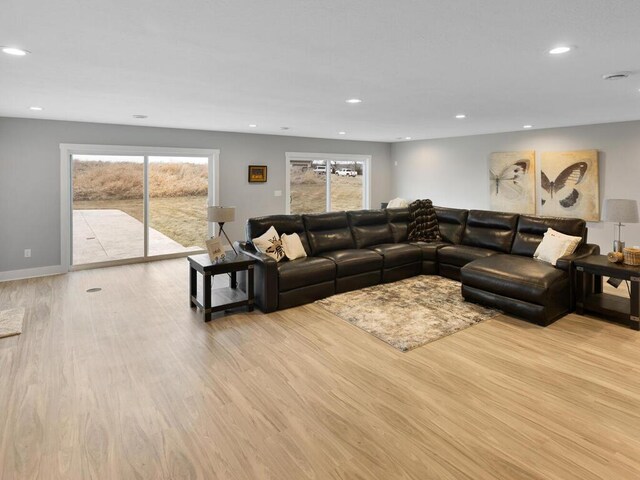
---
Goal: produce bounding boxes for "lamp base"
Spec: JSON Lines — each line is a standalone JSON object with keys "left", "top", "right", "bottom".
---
{"left": 613, "top": 240, "right": 625, "bottom": 253}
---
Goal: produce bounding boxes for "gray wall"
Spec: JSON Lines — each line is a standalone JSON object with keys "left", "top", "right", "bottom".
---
{"left": 392, "top": 120, "right": 640, "bottom": 253}
{"left": 4, "top": 116, "right": 640, "bottom": 275}
{"left": 0, "top": 117, "right": 392, "bottom": 273}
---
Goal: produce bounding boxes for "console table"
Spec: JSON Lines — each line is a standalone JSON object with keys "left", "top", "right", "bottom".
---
{"left": 575, "top": 255, "right": 640, "bottom": 330}
{"left": 188, "top": 253, "right": 255, "bottom": 322}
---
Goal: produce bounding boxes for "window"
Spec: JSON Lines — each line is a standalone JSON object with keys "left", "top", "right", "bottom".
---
{"left": 61, "top": 145, "right": 219, "bottom": 269}
{"left": 285, "top": 152, "right": 371, "bottom": 214}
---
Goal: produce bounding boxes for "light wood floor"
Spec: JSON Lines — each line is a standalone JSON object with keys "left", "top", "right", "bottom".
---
{"left": 1, "top": 259, "right": 639, "bottom": 480}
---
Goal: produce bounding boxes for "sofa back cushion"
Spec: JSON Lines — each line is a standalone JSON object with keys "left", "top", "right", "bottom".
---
{"left": 434, "top": 207, "right": 468, "bottom": 244}
{"left": 386, "top": 207, "right": 411, "bottom": 243}
{"left": 511, "top": 215, "right": 586, "bottom": 257}
{"left": 347, "top": 210, "right": 394, "bottom": 248}
{"left": 462, "top": 210, "right": 519, "bottom": 253}
{"left": 247, "top": 214, "right": 311, "bottom": 255}
{"left": 303, "top": 211, "right": 355, "bottom": 255}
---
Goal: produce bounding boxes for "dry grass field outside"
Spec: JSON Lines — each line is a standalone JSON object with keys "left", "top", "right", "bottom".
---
{"left": 73, "top": 160, "right": 208, "bottom": 200}
{"left": 73, "top": 160, "right": 208, "bottom": 251}
{"left": 290, "top": 167, "right": 363, "bottom": 214}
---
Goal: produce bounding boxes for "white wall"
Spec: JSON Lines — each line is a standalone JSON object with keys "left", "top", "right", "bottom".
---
{"left": 0, "top": 117, "right": 392, "bottom": 275}
{"left": 392, "top": 120, "right": 640, "bottom": 253}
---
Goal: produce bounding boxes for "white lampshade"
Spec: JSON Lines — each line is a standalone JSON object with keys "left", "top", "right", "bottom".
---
{"left": 207, "top": 206, "right": 235, "bottom": 223}
{"left": 602, "top": 199, "right": 639, "bottom": 223}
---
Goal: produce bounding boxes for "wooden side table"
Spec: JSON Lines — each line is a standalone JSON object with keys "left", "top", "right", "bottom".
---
{"left": 188, "top": 253, "right": 255, "bottom": 322}
{"left": 575, "top": 255, "right": 640, "bottom": 330}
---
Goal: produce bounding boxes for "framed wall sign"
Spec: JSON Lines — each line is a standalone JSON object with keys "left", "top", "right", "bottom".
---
{"left": 248, "top": 165, "right": 267, "bottom": 183}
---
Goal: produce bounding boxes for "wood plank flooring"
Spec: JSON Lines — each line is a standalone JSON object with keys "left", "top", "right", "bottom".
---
{"left": 1, "top": 258, "right": 639, "bottom": 479}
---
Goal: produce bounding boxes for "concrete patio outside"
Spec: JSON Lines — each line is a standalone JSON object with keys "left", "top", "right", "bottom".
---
{"left": 73, "top": 209, "right": 200, "bottom": 265}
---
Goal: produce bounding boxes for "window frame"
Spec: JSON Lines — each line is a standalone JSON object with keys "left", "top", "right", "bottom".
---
{"left": 284, "top": 152, "right": 371, "bottom": 214}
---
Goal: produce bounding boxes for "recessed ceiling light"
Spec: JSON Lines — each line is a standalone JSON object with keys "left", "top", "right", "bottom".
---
{"left": 338, "top": 131, "right": 346, "bottom": 135}
{"left": 405, "top": 137, "right": 412, "bottom": 140}
{"left": 523, "top": 124, "right": 533, "bottom": 129}
{"left": 29, "top": 106, "right": 43, "bottom": 111}
{"left": 132, "top": 114, "right": 148, "bottom": 119}
{"left": 455, "top": 114, "right": 466, "bottom": 119}
{"left": 345, "top": 98, "right": 362, "bottom": 104}
{"left": 248, "top": 124, "right": 257, "bottom": 128}
{"left": 1, "top": 46, "right": 29, "bottom": 56}
{"left": 549, "top": 46, "right": 572, "bottom": 55}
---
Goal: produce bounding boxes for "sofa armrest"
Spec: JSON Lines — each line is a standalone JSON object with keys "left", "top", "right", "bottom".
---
{"left": 236, "top": 240, "right": 256, "bottom": 253}
{"left": 235, "top": 241, "right": 279, "bottom": 312}
{"left": 235, "top": 241, "right": 273, "bottom": 263}
{"left": 556, "top": 243, "right": 600, "bottom": 271}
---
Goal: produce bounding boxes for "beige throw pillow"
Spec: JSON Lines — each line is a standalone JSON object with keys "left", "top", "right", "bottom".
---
{"left": 252, "top": 226, "right": 285, "bottom": 262}
{"left": 546, "top": 228, "right": 582, "bottom": 254}
{"left": 281, "top": 233, "right": 307, "bottom": 260}
{"left": 534, "top": 235, "right": 571, "bottom": 266}
{"left": 533, "top": 228, "right": 582, "bottom": 266}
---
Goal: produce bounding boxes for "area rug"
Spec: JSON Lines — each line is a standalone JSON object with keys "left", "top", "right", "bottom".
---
{"left": 0, "top": 307, "right": 26, "bottom": 339}
{"left": 316, "top": 276, "right": 500, "bottom": 351}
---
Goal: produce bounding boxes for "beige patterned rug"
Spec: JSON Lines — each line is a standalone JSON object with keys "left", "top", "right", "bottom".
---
{"left": 316, "top": 276, "right": 500, "bottom": 351}
{"left": 0, "top": 307, "right": 26, "bottom": 339}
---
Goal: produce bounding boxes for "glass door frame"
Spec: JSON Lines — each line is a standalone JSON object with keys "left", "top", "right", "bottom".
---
{"left": 60, "top": 144, "right": 220, "bottom": 271}
{"left": 284, "top": 152, "right": 371, "bottom": 214}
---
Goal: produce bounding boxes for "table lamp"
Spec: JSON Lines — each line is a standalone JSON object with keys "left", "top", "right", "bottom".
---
{"left": 603, "top": 199, "right": 639, "bottom": 252}
{"left": 207, "top": 206, "right": 237, "bottom": 254}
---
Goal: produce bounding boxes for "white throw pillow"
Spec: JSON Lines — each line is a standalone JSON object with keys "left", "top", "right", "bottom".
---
{"left": 252, "top": 226, "right": 285, "bottom": 262}
{"left": 533, "top": 228, "right": 582, "bottom": 266}
{"left": 546, "top": 228, "right": 582, "bottom": 255}
{"left": 281, "top": 233, "right": 307, "bottom": 260}
{"left": 534, "top": 234, "right": 572, "bottom": 266}
{"left": 387, "top": 197, "right": 409, "bottom": 208}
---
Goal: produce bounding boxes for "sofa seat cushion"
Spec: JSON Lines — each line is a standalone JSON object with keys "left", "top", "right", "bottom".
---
{"left": 320, "top": 249, "right": 383, "bottom": 277}
{"left": 367, "top": 243, "right": 422, "bottom": 268}
{"left": 461, "top": 254, "right": 568, "bottom": 305}
{"left": 277, "top": 257, "right": 336, "bottom": 292}
{"left": 409, "top": 241, "right": 450, "bottom": 261}
{"left": 438, "top": 245, "right": 499, "bottom": 267}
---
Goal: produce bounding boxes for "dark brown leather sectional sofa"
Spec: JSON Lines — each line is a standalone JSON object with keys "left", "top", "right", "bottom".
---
{"left": 236, "top": 207, "right": 599, "bottom": 326}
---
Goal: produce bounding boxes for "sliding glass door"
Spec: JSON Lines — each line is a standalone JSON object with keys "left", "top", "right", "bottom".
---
{"left": 148, "top": 156, "right": 209, "bottom": 257}
{"left": 67, "top": 146, "right": 217, "bottom": 268}
{"left": 72, "top": 155, "right": 145, "bottom": 264}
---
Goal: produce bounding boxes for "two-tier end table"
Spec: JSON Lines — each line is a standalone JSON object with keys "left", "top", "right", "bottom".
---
{"left": 575, "top": 255, "right": 640, "bottom": 330}
{"left": 188, "top": 253, "right": 255, "bottom": 322}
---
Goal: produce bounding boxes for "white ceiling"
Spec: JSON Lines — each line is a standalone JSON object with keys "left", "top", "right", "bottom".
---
{"left": 1, "top": 0, "right": 640, "bottom": 142}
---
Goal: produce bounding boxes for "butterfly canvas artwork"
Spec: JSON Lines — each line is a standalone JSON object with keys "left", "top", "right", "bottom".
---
{"left": 538, "top": 150, "right": 599, "bottom": 221}
{"left": 489, "top": 151, "right": 536, "bottom": 214}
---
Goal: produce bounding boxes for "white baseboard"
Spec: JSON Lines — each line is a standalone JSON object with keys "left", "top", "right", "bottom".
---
{"left": 0, "top": 265, "right": 67, "bottom": 282}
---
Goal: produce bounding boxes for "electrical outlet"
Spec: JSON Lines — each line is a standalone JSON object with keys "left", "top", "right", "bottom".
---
{"left": 24, "top": 249, "right": 31, "bottom": 258}
{"left": 274, "top": 190, "right": 282, "bottom": 197}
